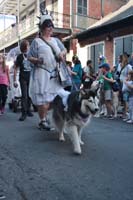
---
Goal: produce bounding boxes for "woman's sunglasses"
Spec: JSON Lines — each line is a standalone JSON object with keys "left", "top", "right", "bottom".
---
{"left": 45, "top": 23, "right": 54, "bottom": 28}
{"left": 42, "top": 19, "right": 54, "bottom": 28}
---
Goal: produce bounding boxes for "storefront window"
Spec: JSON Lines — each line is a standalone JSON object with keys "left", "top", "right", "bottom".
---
{"left": 114, "top": 35, "right": 133, "bottom": 65}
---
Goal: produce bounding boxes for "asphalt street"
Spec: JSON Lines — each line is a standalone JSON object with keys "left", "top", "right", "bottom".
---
{"left": 0, "top": 108, "right": 133, "bottom": 200}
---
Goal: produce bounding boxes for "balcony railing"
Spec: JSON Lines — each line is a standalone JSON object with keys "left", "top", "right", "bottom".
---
{"left": 0, "top": 13, "right": 38, "bottom": 50}
{"left": 0, "top": 11, "right": 98, "bottom": 50}
{"left": 72, "top": 14, "right": 98, "bottom": 29}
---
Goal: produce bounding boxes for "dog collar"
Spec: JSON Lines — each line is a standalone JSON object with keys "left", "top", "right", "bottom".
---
{"left": 79, "top": 110, "right": 89, "bottom": 119}
{"left": 77, "top": 110, "right": 89, "bottom": 123}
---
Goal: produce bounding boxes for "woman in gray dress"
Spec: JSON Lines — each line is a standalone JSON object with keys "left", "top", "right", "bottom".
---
{"left": 28, "top": 14, "right": 69, "bottom": 130}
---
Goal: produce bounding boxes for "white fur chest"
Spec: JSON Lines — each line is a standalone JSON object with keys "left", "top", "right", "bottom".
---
{"left": 73, "top": 114, "right": 92, "bottom": 127}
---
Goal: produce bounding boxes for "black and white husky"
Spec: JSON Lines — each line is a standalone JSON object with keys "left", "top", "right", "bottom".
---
{"left": 52, "top": 89, "right": 99, "bottom": 155}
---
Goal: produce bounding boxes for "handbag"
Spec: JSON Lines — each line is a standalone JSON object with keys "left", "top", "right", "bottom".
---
{"left": 40, "top": 37, "right": 72, "bottom": 88}
{"left": 57, "top": 61, "right": 72, "bottom": 88}
{"left": 111, "top": 81, "right": 120, "bottom": 92}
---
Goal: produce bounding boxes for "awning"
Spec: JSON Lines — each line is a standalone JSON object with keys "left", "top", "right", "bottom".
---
{"left": 75, "top": 1, "right": 133, "bottom": 42}
{"left": 75, "top": 14, "right": 133, "bottom": 42}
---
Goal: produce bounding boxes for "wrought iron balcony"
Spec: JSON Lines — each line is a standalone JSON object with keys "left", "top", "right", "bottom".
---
{"left": 0, "top": 10, "right": 98, "bottom": 50}
{"left": 0, "top": 13, "right": 38, "bottom": 50}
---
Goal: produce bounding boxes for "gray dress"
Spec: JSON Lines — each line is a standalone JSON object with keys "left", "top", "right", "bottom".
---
{"left": 28, "top": 37, "right": 64, "bottom": 105}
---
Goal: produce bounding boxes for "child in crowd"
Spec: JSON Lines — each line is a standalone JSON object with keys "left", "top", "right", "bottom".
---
{"left": 123, "top": 70, "right": 133, "bottom": 123}
{"left": 100, "top": 63, "right": 115, "bottom": 119}
{"left": 96, "top": 55, "right": 107, "bottom": 116}
{"left": 0, "top": 54, "right": 10, "bottom": 115}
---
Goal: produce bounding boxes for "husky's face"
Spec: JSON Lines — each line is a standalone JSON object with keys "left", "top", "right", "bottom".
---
{"left": 80, "top": 90, "right": 99, "bottom": 115}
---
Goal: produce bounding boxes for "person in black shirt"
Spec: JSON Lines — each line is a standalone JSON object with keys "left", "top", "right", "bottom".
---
{"left": 14, "top": 40, "right": 33, "bottom": 121}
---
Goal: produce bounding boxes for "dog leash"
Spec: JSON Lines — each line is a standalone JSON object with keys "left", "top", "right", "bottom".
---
{"left": 40, "top": 37, "right": 79, "bottom": 91}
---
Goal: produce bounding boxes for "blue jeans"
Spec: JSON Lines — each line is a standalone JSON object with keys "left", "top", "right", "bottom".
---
{"left": 71, "top": 82, "right": 81, "bottom": 91}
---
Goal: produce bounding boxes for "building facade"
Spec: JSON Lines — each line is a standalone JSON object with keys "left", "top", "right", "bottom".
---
{"left": 0, "top": 0, "right": 129, "bottom": 62}
{"left": 74, "top": 0, "right": 133, "bottom": 70}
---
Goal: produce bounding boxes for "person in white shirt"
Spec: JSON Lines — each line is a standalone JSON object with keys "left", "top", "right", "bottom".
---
{"left": 120, "top": 53, "right": 132, "bottom": 119}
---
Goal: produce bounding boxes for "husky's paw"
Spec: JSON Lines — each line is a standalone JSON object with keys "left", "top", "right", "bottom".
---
{"left": 79, "top": 140, "right": 84, "bottom": 145}
{"left": 94, "top": 113, "right": 100, "bottom": 118}
{"left": 59, "top": 135, "right": 65, "bottom": 142}
{"left": 73, "top": 148, "right": 82, "bottom": 155}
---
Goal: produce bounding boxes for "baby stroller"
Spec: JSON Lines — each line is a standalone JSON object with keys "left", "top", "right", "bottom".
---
{"left": 7, "top": 66, "right": 21, "bottom": 112}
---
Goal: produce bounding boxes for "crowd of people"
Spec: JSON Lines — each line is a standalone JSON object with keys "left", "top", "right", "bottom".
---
{"left": 65, "top": 52, "right": 133, "bottom": 123}
{"left": 0, "top": 13, "right": 133, "bottom": 127}
{"left": 81, "top": 53, "right": 133, "bottom": 123}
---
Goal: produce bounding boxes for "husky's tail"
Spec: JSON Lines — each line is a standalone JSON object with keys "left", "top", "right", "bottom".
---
{"left": 52, "top": 95, "right": 65, "bottom": 122}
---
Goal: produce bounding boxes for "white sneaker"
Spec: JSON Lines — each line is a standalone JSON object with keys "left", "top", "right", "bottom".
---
{"left": 38, "top": 120, "right": 55, "bottom": 131}
{"left": 126, "top": 120, "right": 133, "bottom": 124}
{"left": 45, "top": 118, "right": 55, "bottom": 131}
{"left": 123, "top": 118, "right": 129, "bottom": 122}
{"left": 38, "top": 120, "right": 51, "bottom": 131}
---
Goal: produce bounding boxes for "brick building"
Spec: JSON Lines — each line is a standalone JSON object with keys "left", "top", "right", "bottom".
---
{"left": 62, "top": 0, "right": 130, "bottom": 61}
{"left": 70, "top": 0, "right": 133, "bottom": 70}
{"left": 0, "top": 0, "right": 129, "bottom": 62}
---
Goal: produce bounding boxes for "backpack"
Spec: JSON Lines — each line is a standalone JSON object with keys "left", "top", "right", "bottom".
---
{"left": 111, "top": 81, "right": 120, "bottom": 92}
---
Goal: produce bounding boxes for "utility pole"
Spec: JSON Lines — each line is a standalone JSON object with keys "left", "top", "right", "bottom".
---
{"left": 17, "top": 0, "right": 20, "bottom": 47}
{"left": 101, "top": 0, "right": 104, "bottom": 18}
{"left": 70, "top": 0, "right": 73, "bottom": 31}
{"left": 3, "top": 11, "right": 6, "bottom": 55}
